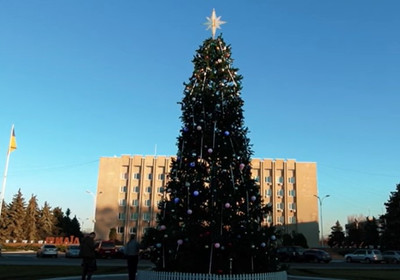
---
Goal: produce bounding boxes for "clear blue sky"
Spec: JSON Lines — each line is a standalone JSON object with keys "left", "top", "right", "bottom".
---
{"left": 1, "top": 1, "right": 399, "bottom": 235}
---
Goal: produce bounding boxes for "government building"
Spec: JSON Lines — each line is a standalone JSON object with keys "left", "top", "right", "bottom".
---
{"left": 94, "top": 155, "right": 319, "bottom": 247}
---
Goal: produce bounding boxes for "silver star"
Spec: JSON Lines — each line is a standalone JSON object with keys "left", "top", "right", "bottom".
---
{"left": 204, "top": 9, "right": 226, "bottom": 39}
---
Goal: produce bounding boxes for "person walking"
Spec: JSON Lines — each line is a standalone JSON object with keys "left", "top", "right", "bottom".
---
{"left": 79, "top": 232, "right": 97, "bottom": 280}
{"left": 125, "top": 233, "right": 140, "bottom": 280}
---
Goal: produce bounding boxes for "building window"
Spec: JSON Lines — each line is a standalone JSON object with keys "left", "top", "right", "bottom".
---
{"left": 158, "top": 174, "right": 165, "bottom": 180}
{"left": 288, "top": 177, "right": 296, "bottom": 184}
{"left": 146, "top": 186, "right": 152, "bottom": 193}
{"left": 143, "top": 213, "right": 151, "bottom": 221}
{"left": 276, "top": 176, "right": 284, "bottom": 184}
{"left": 119, "top": 199, "right": 126, "bottom": 206}
{"left": 120, "top": 186, "right": 127, "bottom": 193}
{"left": 148, "top": 173, "right": 153, "bottom": 180}
{"left": 265, "top": 176, "right": 272, "bottom": 183}
{"left": 289, "top": 216, "right": 297, "bottom": 224}
{"left": 129, "top": 227, "right": 137, "bottom": 234}
{"left": 157, "top": 187, "right": 164, "bottom": 193}
{"left": 131, "top": 213, "right": 138, "bottom": 220}
{"left": 121, "top": 173, "right": 128, "bottom": 180}
{"left": 289, "top": 203, "right": 296, "bottom": 211}
{"left": 118, "top": 213, "right": 125, "bottom": 220}
{"left": 265, "top": 189, "right": 272, "bottom": 197}
{"left": 133, "top": 186, "right": 140, "bottom": 193}
{"left": 277, "top": 203, "right": 284, "bottom": 211}
{"left": 253, "top": 176, "right": 260, "bottom": 182}
{"left": 133, "top": 173, "right": 140, "bottom": 180}
{"left": 277, "top": 189, "right": 284, "bottom": 197}
{"left": 289, "top": 189, "right": 296, "bottom": 197}
{"left": 278, "top": 216, "right": 284, "bottom": 224}
{"left": 132, "top": 199, "right": 139, "bottom": 206}
{"left": 144, "top": 199, "right": 151, "bottom": 207}
{"left": 264, "top": 214, "right": 272, "bottom": 223}
{"left": 117, "top": 226, "right": 124, "bottom": 234}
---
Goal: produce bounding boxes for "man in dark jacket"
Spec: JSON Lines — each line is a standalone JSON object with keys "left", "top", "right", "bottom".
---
{"left": 79, "top": 232, "right": 97, "bottom": 280}
{"left": 124, "top": 234, "right": 140, "bottom": 280}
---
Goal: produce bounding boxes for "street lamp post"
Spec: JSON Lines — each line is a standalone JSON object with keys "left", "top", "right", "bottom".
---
{"left": 86, "top": 190, "right": 97, "bottom": 231}
{"left": 314, "top": 194, "right": 330, "bottom": 246}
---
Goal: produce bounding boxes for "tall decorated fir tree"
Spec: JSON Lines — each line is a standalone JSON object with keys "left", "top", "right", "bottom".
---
{"left": 143, "top": 10, "right": 279, "bottom": 274}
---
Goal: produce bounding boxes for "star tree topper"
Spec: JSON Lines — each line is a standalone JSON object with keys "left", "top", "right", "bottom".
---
{"left": 204, "top": 9, "right": 226, "bottom": 39}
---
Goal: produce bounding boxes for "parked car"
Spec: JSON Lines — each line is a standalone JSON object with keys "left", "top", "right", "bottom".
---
{"left": 344, "top": 249, "right": 383, "bottom": 263}
{"left": 276, "top": 246, "right": 305, "bottom": 262}
{"left": 382, "top": 250, "right": 400, "bottom": 264}
{"left": 37, "top": 244, "right": 58, "bottom": 258}
{"left": 65, "top": 244, "right": 81, "bottom": 258}
{"left": 303, "top": 249, "right": 332, "bottom": 263}
{"left": 95, "top": 241, "right": 117, "bottom": 258}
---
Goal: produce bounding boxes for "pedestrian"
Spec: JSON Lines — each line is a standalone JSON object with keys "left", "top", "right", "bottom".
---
{"left": 79, "top": 232, "right": 97, "bottom": 280}
{"left": 125, "top": 233, "right": 140, "bottom": 280}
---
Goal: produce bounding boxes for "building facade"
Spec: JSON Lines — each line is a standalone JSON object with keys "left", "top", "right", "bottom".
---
{"left": 94, "top": 155, "right": 319, "bottom": 246}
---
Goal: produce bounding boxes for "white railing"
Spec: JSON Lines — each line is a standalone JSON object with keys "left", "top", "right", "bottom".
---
{"left": 138, "top": 270, "right": 287, "bottom": 280}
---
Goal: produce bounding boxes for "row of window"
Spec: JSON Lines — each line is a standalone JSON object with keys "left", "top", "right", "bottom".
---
{"left": 119, "top": 199, "right": 160, "bottom": 207}
{"left": 118, "top": 212, "right": 151, "bottom": 221}
{"left": 276, "top": 202, "right": 296, "bottom": 211}
{"left": 264, "top": 215, "right": 297, "bottom": 224}
{"left": 256, "top": 176, "right": 296, "bottom": 184}
{"left": 120, "top": 186, "right": 164, "bottom": 193}
{"left": 121, "top": 173, "right": 166, "bottom": 180}
{"left": 265, "top": 189, "right": 296, "bottom": 197}
{"left": 124, "top": 173, "right": 295, "bottom": 185}
{"left": 116, "top": 226, "right": 150, "bottom": 235}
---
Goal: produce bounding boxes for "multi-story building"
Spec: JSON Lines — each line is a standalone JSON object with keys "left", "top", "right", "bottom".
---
{"left": 94, "top": 155, "right": 319, "bottom": 247}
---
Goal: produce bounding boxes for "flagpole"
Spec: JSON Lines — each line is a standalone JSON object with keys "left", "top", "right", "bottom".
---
{"left": 0, "top": 125, "right": 15, "bottom": 217}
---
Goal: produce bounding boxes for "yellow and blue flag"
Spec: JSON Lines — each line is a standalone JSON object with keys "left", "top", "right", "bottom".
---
{"left": 8, "top": 127, "right": 17, "bottom": 153}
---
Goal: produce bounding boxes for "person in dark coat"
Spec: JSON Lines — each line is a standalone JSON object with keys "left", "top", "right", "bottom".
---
{"left": 79, "top": 232, "right": 97, "bottom": 280}
{"left": 124, "top": 234, "right": 140, "bottom": 280}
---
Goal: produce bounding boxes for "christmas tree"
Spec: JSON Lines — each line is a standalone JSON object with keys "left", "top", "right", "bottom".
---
{"left": 142, "top": 10, "right": 279, "bottom": 274}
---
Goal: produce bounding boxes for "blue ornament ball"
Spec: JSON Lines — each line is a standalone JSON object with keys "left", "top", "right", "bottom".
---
{"left": 193, "top": 190, "right": 199, "bottom": 196}
{"left": 190, "top": 162, "right": 195, "bottom": 167}
{"left": 156, "top": 243, "right": 162, "bottom": 248}
{"left": 174, "top": 197, "right": 180, "bottom": 203}
{"left": 224, "top": 131, "right": 230, "bottom": 136}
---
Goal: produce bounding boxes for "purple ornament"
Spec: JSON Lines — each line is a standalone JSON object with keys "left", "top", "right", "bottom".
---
{"left": 193, "top": 190, "right": 199, "bottom": 196}
{"left": 251, "top": 196, "right": 256, "bottom": 202}
{"left": 177, "top": 239, "right": 183, "bottom": 245}
{"left": 187, "top": 209, "right": 193, "bottom": 215}
{"left": 214, "top": 243, "right": 221, "bottom": 249}
{"left": 239, "top": 163, "right": 245, "bottom": 170}
{"left": 207, "top": 148, "right": 213, "bottom": 153}
{"left": 160, "top": 225, "right": 166, "bottom": 231}
{"left": 183, "top": 127, "right": 189, "bottom": 132}
{"left": 224, "top": 131, "right": 230, "bottom": 136}
{"left": 225, "top": 203, "right": 231, "bottom": 208}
